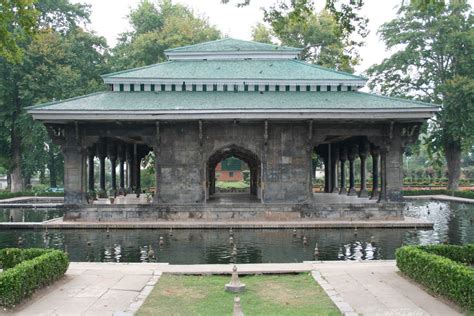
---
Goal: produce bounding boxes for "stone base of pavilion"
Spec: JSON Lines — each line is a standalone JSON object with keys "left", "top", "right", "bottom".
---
{"left": 59, "top": 193, "right": 416, "bottom": 225}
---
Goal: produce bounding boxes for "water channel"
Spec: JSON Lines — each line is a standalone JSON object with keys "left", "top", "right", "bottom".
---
{"left": 0, "top": 200, "right": 472, "bottom": 263}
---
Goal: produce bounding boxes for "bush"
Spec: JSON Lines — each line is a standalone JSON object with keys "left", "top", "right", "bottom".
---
{"left": 0, "top": 248, "right": 69, "bottom": 308}
{"left": 396, "top": 245, "right": 474, "bottom": 310}
{"left": 419, "top": 244, "right": 474, "bottom": 265}
{"left": 0, "top": 191, "right": 64, "bottom": 200}
{"left": 402, "top": 189, "right": 474, "bottom": 199}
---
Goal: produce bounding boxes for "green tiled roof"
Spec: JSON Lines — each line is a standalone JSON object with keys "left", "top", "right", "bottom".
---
{"left": 164, "top": 38, "right": 301, "bottom": 53}
{"left": 29, "top": 91, "right": 436, "bottom": 111}
{"left": 102, "top": 59, "right": 365, "bottom": 81}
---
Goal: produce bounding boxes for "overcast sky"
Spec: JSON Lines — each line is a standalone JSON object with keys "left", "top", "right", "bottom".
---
{"left": 68, "top": 0, "right": 445, "bottom": 74}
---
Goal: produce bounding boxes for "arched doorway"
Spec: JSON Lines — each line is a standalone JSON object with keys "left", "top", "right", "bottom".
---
{"left": 206, "top": 145, "right": 262, "bottom": 203}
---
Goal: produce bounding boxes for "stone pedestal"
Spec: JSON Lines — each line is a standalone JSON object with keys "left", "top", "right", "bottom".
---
{"left": 225, "top": 265, "right": 246, "bottom": 293}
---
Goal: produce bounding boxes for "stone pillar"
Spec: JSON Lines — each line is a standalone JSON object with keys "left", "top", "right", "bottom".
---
{"left": 330, "top": 144, "right": 339, "bottom": 193}
{"left": 358, "top": 140, "right": 369, "bottom": 198}
{"left": 126, "top": 144, "right": 134, "bottom": 193}
{"left": 347, "top": 143, "right": 358, "bottom": 196}
{"left": 108, "top": 143, "right": 117, "bottom": 196}
{"left": 118, "top": 144, "right": 125, "bottom": 195}
{"left": 370, "top": 145, "right": 380, "bottom": 200}
{"left": 63, "top": 125, "right": 87, "bottom": 205}
{"left": 378, "top": 148, "right": 388, "bottom": 202}
{"left": 96, "top": 140, "right": 107, "bottom": 197}
{"left": 136, "top": 156, "right": 141, "bottom": 196}
{"left": 87, "top": 148, "right": 95, "bottom": 193}
{"left": 385, "top": 126, "right": 404, "bottom": 202}
{"left": 323, "top": 150, "right": 330, "bottom": 193}
{"left": 339, "top": 145, "right": 347, "bottom": 194}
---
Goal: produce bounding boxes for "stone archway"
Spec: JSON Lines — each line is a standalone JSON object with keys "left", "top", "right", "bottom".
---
{"left": 206, "top": 144, "right": 262, "bottom": 202}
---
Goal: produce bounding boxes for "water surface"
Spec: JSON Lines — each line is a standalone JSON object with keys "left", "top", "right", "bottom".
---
{"left": 0, "top": 200, "right": 472, "bottom": 263}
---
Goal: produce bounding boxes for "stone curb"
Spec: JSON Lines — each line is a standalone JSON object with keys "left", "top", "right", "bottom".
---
{"left": 0, "top": 218, "right": 433, "bottom": 229}
{"left": 118, "top": 271, "right": 162, "bottom": 315}
{"left": 311, "top": 270, "right": 357, "bottom": 316}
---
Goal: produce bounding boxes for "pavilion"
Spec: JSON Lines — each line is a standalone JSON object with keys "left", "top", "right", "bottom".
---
{"left": 28, "top": 38, "right": 438, "bottom": 221}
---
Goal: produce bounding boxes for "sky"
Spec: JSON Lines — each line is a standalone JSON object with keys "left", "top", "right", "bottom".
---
{"left": 71, "top": 0, "right": 409, "bottom": 74}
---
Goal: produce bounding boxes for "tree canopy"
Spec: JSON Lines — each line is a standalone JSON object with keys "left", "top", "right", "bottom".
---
{"left": 110, "top": 0, "right": 221, "bottom": 71}
{"left": 0, "top": 0, "right": 108, "bottom": 191}
{"left": 367, "top": 1, "right": 474, "bottom": 189}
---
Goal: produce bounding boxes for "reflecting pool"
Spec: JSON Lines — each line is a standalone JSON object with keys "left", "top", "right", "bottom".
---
{"left": 0, "top": 200, "right": 472, "bottom": 263}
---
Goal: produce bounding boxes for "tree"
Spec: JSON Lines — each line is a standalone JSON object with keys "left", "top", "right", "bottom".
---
{"left": 262, "top": 0, "right": 367, "bottom": 72}
{"left": 110, "top": 0, "right": 221, "bottom": 71}
{"left": 367, "top": 2, "right": 474, "bottom": 190}
{"left": 251, "top": 23, "right": 273, "bottom": 44}
{"left": 225, "top": 0, "right": 368, "bottom": 72}
{"left": 0, "top": 0, "right": 38, "bottom": 63}
{"left": 0, "top": 0, "right": 108, "bottom": 192}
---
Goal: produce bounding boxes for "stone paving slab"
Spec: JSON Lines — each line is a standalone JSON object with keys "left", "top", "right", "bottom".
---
{"left": 5, "top": 261, "right": 462, "bottom": 316}
{"left": 312, "top": 260, "right": 462, "bottom": 316}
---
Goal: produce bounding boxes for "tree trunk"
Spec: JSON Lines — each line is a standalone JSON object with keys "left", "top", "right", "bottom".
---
{"left": 10, "top": 122, "right": 23, "bottom": 193}
{"left": 445, "top": 140, "right": 462, "bottom": 191}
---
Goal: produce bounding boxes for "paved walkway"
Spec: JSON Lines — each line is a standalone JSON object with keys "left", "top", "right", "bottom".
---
{"left": 314, "top": 261, "right": 461, "bottom": 316}
{"left": 7, "top": 261, "right": 461, "bottom": 316}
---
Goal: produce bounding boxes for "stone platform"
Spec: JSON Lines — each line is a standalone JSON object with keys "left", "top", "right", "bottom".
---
{"left": 0, "top": 216, "right": 432, "bottom": 229}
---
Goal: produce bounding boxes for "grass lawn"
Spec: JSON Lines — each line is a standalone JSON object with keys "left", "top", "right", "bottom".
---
{"left": 137, "top": 273, "right": 340, "bottom": 316}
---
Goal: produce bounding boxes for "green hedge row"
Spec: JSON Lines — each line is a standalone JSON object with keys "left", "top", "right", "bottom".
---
{"left": 0, "top": 248, "right": 69, "bottom": 308}
{"left": 419, "top": 244, "right": 474, "bottom": 265}
{"left": 402, "top": 189, "right": 474, "bottom": 199}
{"left": 396, "top": 245, "right": 474, "bottom": 311}
{"left": 0, "top": 191, "right": 64, "bottom": 200}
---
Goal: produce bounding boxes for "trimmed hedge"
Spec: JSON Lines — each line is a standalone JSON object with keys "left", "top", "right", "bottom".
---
{"left": 396, "top": 245, "right": 474, "bottom": 311}
{"left": 0, "top": 248, "right": 69, "bottom": 308}
{"left": 0, "top": 191, "right": 64, "bottom": 200}
{"left": 402, "top": 189, "right": 474, "bottom": 199}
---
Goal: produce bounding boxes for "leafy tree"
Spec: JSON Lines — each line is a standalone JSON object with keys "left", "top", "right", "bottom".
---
{"left": 0, "top": 1, "right": 108, "bottom": 192}
{"left": 225, "top": 0, "right": 368, "bottom": 72}
{"left": 262, "top": 0, "right": 367, "bottom": 72}
{"left": 367, "top": 2, "right": 473, "bottom": 190}
{"left": 0, "top": 0, "right": 38, "bottom": 63}
{"left": 251, "top": 23, "right": 273, "bottom": 44}
{"left": 110, "top": 0, "right": 221, "bottom": 71}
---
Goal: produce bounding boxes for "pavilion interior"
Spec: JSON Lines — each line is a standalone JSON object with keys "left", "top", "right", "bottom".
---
{"left": 86, "top": 133, "right": 386, "bottom": 205}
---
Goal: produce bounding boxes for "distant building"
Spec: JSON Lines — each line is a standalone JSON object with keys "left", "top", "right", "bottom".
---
{"left": 215, "top": 157, "right": 247, "bottom": 181}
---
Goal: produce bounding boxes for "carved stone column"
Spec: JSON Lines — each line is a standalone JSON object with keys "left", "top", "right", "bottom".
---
{"left": 330, "top": 144, "right": 339, "bottom": 193}
{"left": 118, "top": 144, "right": 126, "bottom": 195}
{"left": 126, "top": 144, "right": 134, "bottom": 193}
{"left": 358, "top": 139, "right": 369, "bottom": 198}
{"left": 61, "top": 124, "right": 87, "bottom": 205}
{"left": 339, "top": 145, "right": 347, "bottom": 194}
{"left": 108, "top": 142, "right": 117, "bottom": 196}
{"left": 378, "top": 148, "right": 388, "bottom": 202}
{"left": 87, "top": 147, "right": 95, "bottom": 193}
{"left": 136, "top": 155, "right": 141, "bottom": 196}
{"left": 347, "top": 143, "right": 358, "bottom": 196}
{"left": 370, "top": 145, "right": 380, "bottom": 200}
{"left": 96, "top": 140, "right": 107, "bottom": 198}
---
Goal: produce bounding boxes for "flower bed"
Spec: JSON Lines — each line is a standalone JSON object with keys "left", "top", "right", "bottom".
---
{"left": 396, "top": 244, "right": 474, "bottom": 311}
{"left": 0, "top": 248, "right": 69, "bottom": 308}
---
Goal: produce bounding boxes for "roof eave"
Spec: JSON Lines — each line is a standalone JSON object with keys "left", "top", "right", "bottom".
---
{"left": 29, "top": 107, "right": 439, "bottom": 122}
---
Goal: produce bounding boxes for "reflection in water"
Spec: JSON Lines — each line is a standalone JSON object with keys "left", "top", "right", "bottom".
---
{"left": 0, "top": 201, "right": 472, "bottom": 263}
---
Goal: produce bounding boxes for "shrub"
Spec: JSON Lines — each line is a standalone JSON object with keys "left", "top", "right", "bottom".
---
{"left": 0, "top": 191, "right": 64, "bottom": 200}
{"left": 402, "top": 189, "right": 474, "bottom": 199}
{"left": 0, "top": 248, "right": 69, "bottom": 308}
{"left": 396, "top": 245, "right": 474, "bottom": 310}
